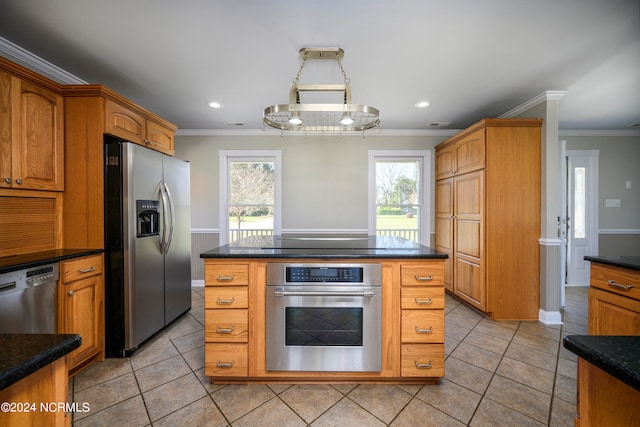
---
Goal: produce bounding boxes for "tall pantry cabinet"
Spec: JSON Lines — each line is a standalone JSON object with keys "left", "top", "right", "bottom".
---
{"left": 435, "top": 118, "right": 542, "bottom": 320}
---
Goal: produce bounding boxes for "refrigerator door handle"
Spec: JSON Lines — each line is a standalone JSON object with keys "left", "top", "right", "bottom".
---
{"left": 163, "top": 181, "right": 176, "bottom": 254}
{"left": 159, "top": 181, "right": 169, "bottom": 253}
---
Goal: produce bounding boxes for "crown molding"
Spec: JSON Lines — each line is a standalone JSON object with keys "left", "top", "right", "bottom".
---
{"left": 175, "top": 128, "right": 461, "bottom": 137}
{"left": 0, "top": 36, "right": 86, "bottom": 84}
{"left": 499, "top": 90, "right": 568, "bottom": 119}
{"left": 559, "top": 129, "right": 640, "bottom": 137}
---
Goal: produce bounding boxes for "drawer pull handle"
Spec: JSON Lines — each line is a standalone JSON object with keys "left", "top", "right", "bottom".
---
{"left": 415, "top": 360, "right": 433, "bottom": 369}
{"left": 216, "top": 274, "right": 236, "bottom": 282}
{"left": 415, "top": 326, "right": 433, "bottom": 334}
{"left": 415, "top": 275, "right": 433, "bottom": 281}
{"left": 216, "top": 297, "right": 235, "bottom": 305}
{"left": 216, "top": 360, "right": 235, "bottom": 368}
{"left": 78, "top": 266, "right": 96, "bottom": 273}
{"left": 216, "top": 326, "right": 236, "bottom": 334}
{"left": 415, "top": 298, "right": 433, "bottom": 305}
{"left": 608, "top": 280, "right": 634, "bottom": 291}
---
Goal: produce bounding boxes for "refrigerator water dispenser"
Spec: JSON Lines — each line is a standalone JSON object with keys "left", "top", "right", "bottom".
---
{"left": 136, "top": 200, "right": 160, "bottom": 237}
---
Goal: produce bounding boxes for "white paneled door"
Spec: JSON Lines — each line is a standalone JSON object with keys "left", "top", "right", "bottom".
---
{"left": 566, "top": 150, "right": 599, "bottom": 286}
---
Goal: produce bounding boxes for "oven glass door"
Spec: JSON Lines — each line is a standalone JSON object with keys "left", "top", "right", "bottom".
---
{"left": 266, "top": 286, "right": 382, "bottom": 372}
{"left": 286, "top": 306, "right": 363, "bottom": 346}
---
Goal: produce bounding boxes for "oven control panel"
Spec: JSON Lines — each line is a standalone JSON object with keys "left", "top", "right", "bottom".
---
{"left": 285, "top": 266, "right": 363, "bottom": 283}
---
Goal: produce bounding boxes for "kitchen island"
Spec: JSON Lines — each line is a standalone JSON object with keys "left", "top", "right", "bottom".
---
{"left": 200, "top": 235, "right": 447, "bottom": 384}
{"left": 567, "top": 254, "right": 640, "bottom": 425}
{"left": 0, "top": 334, "right": 81, "bottom": 426}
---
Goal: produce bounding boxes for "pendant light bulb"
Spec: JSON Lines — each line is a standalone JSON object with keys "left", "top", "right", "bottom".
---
{"left": 340, "top": 115, "right": 354, "bottom": 125}
{"left": 288, "top": 113, "right": 302, "bottom": 125}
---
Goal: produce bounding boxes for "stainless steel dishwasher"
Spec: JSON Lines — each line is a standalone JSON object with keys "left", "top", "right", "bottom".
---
{"left": 0, "top": 263, "right": 59, "bottom": 333}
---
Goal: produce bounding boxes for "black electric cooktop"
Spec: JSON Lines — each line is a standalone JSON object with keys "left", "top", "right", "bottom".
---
{"left": 200, "top": 235, "right": 447, "bottom": 259}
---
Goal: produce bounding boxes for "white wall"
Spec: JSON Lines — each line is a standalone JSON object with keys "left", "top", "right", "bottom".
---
{"left": 174, "top": 133, "right": 450, "bottom": 233}
{"left": 565, "top": 134, "right": 640, "bottom": 255}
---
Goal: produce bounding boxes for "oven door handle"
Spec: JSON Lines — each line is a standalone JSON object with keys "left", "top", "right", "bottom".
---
{"left": 274, "top": 289, "right": 375, "bottom": 297}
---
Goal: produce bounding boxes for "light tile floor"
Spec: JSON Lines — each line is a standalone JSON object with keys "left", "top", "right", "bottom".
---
{"left": 70, "top": 286, "right": 588, "bottom": 426}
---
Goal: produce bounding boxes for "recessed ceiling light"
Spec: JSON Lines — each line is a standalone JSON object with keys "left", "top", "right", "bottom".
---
{"left": 415, "top": 101, "right": 430, "bottom": 108}
{"left": 208, "top": 101, "right": 223, "bottom": 109}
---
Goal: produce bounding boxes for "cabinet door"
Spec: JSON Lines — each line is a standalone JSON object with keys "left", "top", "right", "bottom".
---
{"left": 15, "top": 79, "right": 64, "bottom": 191}
{"left": 454, "top": 129, "right": 485, "bottom": 175}
{"left": 454, "top": 171, "right": 485, "bottom": 310}
{"left": 0, "top": 75, "right": 63, "bottom": 191}
{"left": 104, "top": 99, "right": 146, "bottom": 144}
{"left": 0, "top": 71, "right": 12, "bottom": 187}
{"left": 435, "top": 144, "right": 456, "bottom": 180}
{"left": 60, "top": 274, "right": 104, "bottom": 370}
{"left": 435, "top": 178, "right": 454, "bottom": 291}
{"left": 588, "top": 287, "right": 640, "bottom": 335}
{"left": 146, "top": 119, "right": 175, "bottom": 155}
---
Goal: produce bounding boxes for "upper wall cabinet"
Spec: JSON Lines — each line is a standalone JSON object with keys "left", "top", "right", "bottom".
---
{"left": 0, "top": 69, "right": 64, "bottom": 191}
{"left": 61, "top": 85, "right": 177, "bottom": 248}
{"left": 105, "top": 99, "right": 175, "bottom": 155}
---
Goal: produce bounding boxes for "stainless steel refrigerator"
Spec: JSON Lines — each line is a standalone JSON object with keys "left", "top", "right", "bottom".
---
{"left": 104, "top": 137, "right": 191, "bottom": 357}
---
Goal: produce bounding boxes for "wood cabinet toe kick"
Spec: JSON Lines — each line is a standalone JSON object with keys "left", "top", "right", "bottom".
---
{"left": 203, "top": 258, "right": 445, "bottom": 384}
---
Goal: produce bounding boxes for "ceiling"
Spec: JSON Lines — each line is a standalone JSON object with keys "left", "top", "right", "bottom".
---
{"left": 0, "top": 0, "right": 639, "bottom": 134}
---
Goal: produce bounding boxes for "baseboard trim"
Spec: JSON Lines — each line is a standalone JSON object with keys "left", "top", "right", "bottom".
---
{"left": 538, "top": 309, "right": 562, "bottom": 325}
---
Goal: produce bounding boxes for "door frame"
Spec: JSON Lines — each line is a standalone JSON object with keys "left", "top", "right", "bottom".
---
{"left": 560, "top": 144, "right": 599, "bottom": 306}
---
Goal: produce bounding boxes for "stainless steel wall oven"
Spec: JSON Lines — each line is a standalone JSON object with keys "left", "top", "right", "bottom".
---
{"left": 266, "top": 263, "right": 382, "bottom": 372}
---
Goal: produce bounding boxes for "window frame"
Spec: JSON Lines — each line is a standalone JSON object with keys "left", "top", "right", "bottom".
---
{"left": 219, "top": 150, "right": 282, "bottom": 245}
{"left": 367, "top": 150, "right": 431, "bottom": 244}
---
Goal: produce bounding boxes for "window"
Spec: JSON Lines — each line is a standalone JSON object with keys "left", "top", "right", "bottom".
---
{"left": 368, "top": 151, "right": 431, "bottom": 244}
{"left": 219, "top": 151, "right": 281, "bottom": 244}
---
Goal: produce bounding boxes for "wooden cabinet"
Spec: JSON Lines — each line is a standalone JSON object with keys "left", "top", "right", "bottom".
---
{"left": 0, "top": 357, "right": 69, "bottom": 427}
{"left": 204, "top": 263, "right": 249, "bottom": 378}
{"left": 202, "top": 258, "right": 445, "bottom": 383}
{"left": 105, "top": 99, "right": 175, "bottom": 155}
{"left": 435, "top": 118, "right": 542, "bottom": 320}
{"left": 400, "top": 263, "right": 445, "bottom": 377}
{"left": 62, "top": 85, "right": 177, "bottom": 249}
{"left": 58, "top": 254, "right": 105, "bottom": 374}
{"left": 575, "top": 358, "right": 640, "bottom": 427}
{"left": 0, "top": 69, "right": 64, "bottom": 191}
{"left": 588, "top": 262, "right": 640, "bottom": 335}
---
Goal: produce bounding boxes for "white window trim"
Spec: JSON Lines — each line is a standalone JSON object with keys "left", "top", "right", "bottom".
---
{"left": 368, "top": 150, "right": 431, "bottom": 244}
{"left": 219, "top": 150, "right": 282, "bottom": 245}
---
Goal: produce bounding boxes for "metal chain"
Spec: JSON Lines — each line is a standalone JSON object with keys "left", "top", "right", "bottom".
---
{"left": 336, "top": 57, "right": 351, "bottom": 86}
{"left": 292, "top": 52, "right": 308, "bottom": 85}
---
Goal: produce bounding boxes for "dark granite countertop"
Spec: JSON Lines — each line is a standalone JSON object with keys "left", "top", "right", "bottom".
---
{"left": 200, "top": 235, "right": 448, "bottom": 259}
{"left": 0, "top": 334, "right": 81, "bottom": 390}
{"left": 563, "top": 335, "right": 640, "bottom": 391}
{"left": 0, "top": 249, "right": 103, "bottom": 274}
{"left": 584, "top": 255, "right": 640, "bottom": 271}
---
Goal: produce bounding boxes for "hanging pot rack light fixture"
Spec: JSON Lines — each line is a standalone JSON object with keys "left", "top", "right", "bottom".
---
{"left": 263, "top": 47, "right": 380, "bottom": 132}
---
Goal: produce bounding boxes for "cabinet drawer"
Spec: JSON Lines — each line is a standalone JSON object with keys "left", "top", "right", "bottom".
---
{"left": 205, "top": 343, "right": 248, "bottom": 377}
{"left": 401, "top": 310, "right": 445, "bottom": 343}
{"left": 401, "top": 344, "right": 444, "bottom": 377}
{"left": 205, "top": 309, "right": 248, "bottom": 342}
{"left": 401, "top": 264, "right": 444, "bottom": 286}
{"left": 61, "top": 254, "right": 103, "bottom": 283}
{"left": 590, "top": 263, "right": 640, "bottom": 302}
{"left": 205, "top": 286, "right": 248, "bottom": 309}
{"left": 401, "top": 287, "right": 444, "bottom": 309}
{"left": 205, "top": 264, "right": 249, "bottom": 286}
